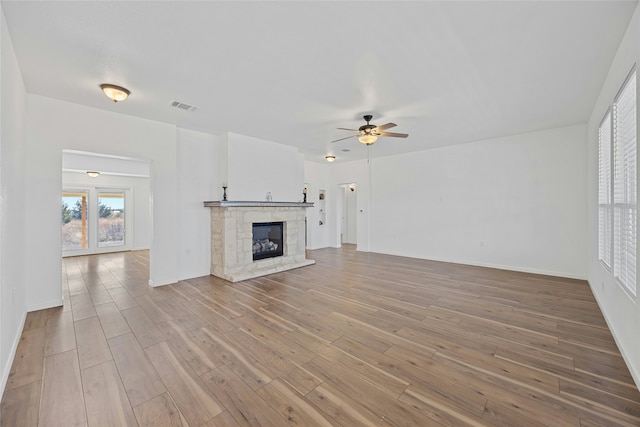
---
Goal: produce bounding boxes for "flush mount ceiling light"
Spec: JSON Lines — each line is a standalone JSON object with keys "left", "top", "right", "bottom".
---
{"left": 86, "top": 171, "right": 100, "bottom": 178}
{"left": 325, "top": 155, "right": 336, "bottom": 162}
{"left": 100, "top": 84, "right": 130, "bottom": 103}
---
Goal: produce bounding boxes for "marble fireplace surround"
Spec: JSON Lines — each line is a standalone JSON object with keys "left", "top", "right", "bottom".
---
{"left": 204, "top": 201, "right": 315, "bottom": 282}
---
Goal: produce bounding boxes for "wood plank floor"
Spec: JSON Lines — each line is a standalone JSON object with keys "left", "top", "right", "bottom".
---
{"left": 2, "top": 246, "right": 639, "bottom": 426}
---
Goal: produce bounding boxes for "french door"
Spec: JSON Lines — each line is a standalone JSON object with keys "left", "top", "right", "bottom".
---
{"left": 62, "top": 187, "right": 132, "bottom": 256}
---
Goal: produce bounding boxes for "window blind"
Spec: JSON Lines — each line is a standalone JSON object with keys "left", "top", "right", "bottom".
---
{"left": 613, "top": 69, "right": 636, "bottom": 296}
{"left": 599, "top": 111, "right": 612, "bottom": 268}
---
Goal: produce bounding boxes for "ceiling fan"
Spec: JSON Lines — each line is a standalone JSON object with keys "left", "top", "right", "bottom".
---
{"left": 332, "top": 114, "right": 408, "bottom": 145}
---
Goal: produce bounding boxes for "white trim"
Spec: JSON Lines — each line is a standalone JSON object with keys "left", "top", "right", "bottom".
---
{"left": 148, "top": 277, "right": 177, "bottom": 287}
{"left": 62, "top": 149, "right": 152, "bottom": 163}
{"left": 0, "top": 309, "right": 27, "bottom": 398}
{"left": 62, "top": 168, "right": 149, "bottom": 178}
{"left": 367, "top": 249, "right": 588, "bottom": 280}
{"left": 178, "top": 270, "right": 211, "bottom": 281}
{"left": 27, "top": 298, "right": 64, "bottom": 313}
{"left": 588, "top": 280, "right": 640, "bottom": 392}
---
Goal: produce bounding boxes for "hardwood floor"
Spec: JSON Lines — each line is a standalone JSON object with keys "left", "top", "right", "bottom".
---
{"left": 1, "top": 247, "right": 639, "bottom": 426}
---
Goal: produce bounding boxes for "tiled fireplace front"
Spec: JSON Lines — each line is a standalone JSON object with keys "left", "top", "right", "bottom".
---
{"left": 204, "top": 201, "right": 314, "bottom": 282}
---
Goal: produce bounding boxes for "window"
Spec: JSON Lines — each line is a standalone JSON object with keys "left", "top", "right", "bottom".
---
{"left": 62, "top": 191, "right": 89, "bottom": 251}
{"left": 599, "top": 111, "right": 612, "bottom": 268}
{"left": 98, "top": 192, "right": 126, "bottom": 248}
{"left": 62, "top": 188, "right": 131, "bottom": 256}
{"left": 613, "top": 68, "right": 637, "bottom": 297}
{"left": 599, "top": 67, "right": 637, "bottom": 297}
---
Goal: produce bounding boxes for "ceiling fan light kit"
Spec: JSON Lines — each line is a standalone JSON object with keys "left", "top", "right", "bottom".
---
{"left": 333, "top": 114, "right": 408, "bottom": 145}
{"left": 359, "top": 134, "right": 377, "bottom": 145}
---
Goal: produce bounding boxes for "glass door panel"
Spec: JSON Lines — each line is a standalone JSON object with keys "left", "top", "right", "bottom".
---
{"left": 62, "top": 191, "right": 89, "bottom": 251}
{"left": 98, "top": 192, "right": 125, "bottom": 248}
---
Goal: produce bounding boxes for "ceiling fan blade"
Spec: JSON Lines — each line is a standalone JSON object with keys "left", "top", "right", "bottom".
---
{"left": 337, "top": 127, "right": 359, "bottom": 131}
{"left": 331, "top": 134, "right": 358, "bottom": 143}
{"left": 378, "top": 132, "right": 409, "bottom": 138}
{"left": 375, "top": 123, "right": 397, "bottom": 131}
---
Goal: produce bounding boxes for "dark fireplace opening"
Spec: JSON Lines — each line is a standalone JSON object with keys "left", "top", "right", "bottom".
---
{"left": 252, "top": 221, "right": 284, "bottom": 261}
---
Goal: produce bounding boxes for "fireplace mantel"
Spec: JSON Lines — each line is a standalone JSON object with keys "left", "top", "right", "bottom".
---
{"left": 204, "top": 201, "right": 315, "bottom": 282}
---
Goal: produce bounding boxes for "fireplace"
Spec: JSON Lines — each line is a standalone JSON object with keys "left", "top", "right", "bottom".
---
{"left": 252, "top": 221, "right": 284, "bottom": 261}
{"left": 205, "top": 201, "right": 314, "bottom": 282}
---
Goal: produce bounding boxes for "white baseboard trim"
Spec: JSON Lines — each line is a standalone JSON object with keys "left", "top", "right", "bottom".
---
{"left": 178, "top": 270, "right": 211, "bottom": 281}
{"left": 0, "top": 309, "right": 27, "bottom": 398}
{"left": 368, "top": 249, "right": 587, "bottom": 281}
{"left": 148, "top": 278, "right": 177, "bottom": 287}
{"left": 588, "top": 280, "right": 640, "bottom": 392}
{"left": 26, "top": 298, "right": 64, "bottom": 312}
{"left": 133, "top": 246, "right": 150, "bottom": 251}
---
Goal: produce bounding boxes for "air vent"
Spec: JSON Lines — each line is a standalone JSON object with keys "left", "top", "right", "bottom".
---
{"left": 169, "top": 101, "right": 198, "bottom": 112}
{"left": 341, "top": 148, "right": 351, "bottom": 152}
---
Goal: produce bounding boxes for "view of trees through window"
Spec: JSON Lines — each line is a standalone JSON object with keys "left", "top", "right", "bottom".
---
{"left": 98, "top": 193, "right": 125, "bottom": 248}
{"left": 62, "top": 191, "right": 125, "bottom": 251}
{"left": 62, "top": 192, "right": 89, "bottom": 250}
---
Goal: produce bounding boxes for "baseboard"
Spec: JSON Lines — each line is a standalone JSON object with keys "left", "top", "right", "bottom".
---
{"left": 178, "top": 270, "right": 211, "bottom": 281}
{"left": 148, "top": 278, "right": 177, "bottom": 287}
{"left": 0, "top": 309, "right": 27, "bottom": 398}
{"left": 368, "top": 249, "right": 587, "bottom": 281}
{"left": 133, "top": 246, "right": 150, "bottom": 251}
{"left": 26, "top": 297, "right": 64, "bottom": 312}
{"left": 588, "top": 280, "right": 640, "bottom": 392}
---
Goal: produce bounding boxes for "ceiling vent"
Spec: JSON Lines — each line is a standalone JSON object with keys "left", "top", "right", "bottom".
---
{"left": 169, "top": 101, "right": 198, "bottom": 112}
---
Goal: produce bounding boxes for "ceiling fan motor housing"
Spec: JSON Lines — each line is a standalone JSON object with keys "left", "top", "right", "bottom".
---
{"left": 359, "top": 125, "right": 376, "bottom": 134}
{"left": 359, "top": 116, "right": 377, "bottom": 135}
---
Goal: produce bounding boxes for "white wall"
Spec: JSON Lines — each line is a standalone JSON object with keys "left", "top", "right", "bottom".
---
{"left": 25, "top": 95, "right": 180, "bottom": 308}
{"left": 370, "top": 125, "right": 588, "bottom": 279}
{"left": 305, "top": 127, "right": 588, "bottom": 281}
{"left": 587, "top": 4, "right": 640, "bottom": 388}
{"left": 62, "top": 171, "right": 151, "bottom": 250}
{"left": 304, "top": 158, "right": 372, "bottom": 251}
{"left": 62, "top": 150, "right": 151, "bottom": 178}
{"left": 177, "top": 128, "right": 215, "bottom": 280}
{"left": 328, "top": 159, "right": 371, "bottom": 251}
{"left": 303, "top": 160, "right": 331, "bottom": 249}
{"left": 224, "top": 132, "right": 304, "bottom": 202}
{"left": 0, "top": 3, "right": 28, "bottom": 396}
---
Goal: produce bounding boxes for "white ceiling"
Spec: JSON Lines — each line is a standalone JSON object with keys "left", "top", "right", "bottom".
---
{"left": 2, "top": 1, "right": 637, "bottom": 163}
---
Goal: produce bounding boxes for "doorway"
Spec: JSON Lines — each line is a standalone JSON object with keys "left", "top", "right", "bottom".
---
{"left": 340, "top": 183, "right": 357, "bottom": 245}
{"left": 61, "top": 150, "right": 151, "bottom": 258}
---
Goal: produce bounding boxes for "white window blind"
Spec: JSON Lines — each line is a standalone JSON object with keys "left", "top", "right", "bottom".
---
{"left": 599, "top": 111, "right": 612, "bottom": 268}
{"left": 613, "top": 69, "right": 637, "bottom": 296}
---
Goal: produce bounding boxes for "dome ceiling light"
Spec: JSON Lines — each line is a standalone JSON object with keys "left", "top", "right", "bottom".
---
{"left": 100, "top": 84, "right": 130, "bottom": 103}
